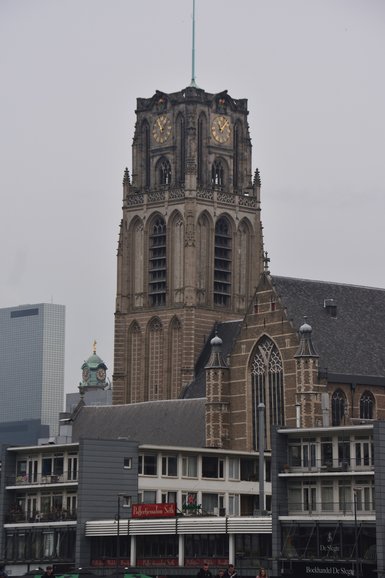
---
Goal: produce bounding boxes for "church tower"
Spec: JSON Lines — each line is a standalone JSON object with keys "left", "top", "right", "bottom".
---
{"left": 113, "top": 86, "right": 264, "bottom": 404}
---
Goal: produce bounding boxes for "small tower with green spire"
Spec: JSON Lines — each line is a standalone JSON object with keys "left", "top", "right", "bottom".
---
{"left": 80, "top": 340, "right": 108, "bottom": 394}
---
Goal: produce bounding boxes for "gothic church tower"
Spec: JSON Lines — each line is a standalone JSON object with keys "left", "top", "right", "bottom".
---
{"left": 113, "top": 86, "right": 263, "bottom": 404}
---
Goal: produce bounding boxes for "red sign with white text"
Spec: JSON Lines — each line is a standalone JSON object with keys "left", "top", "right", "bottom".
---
{"left": 131, "top": 502, "right": 176, "bottom": 518}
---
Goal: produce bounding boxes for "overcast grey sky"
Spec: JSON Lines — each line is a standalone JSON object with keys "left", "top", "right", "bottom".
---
{"left": 1, "top": 0, "right": 384, "bottom": 396}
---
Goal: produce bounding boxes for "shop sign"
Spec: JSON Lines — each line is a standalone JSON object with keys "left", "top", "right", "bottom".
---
{"left": 131, "top": 502, "right": 176, "bottom": 518}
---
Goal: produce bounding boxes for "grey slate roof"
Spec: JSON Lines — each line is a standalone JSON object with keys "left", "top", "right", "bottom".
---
{"left": 272, "top": 275, "right": 385, "bottom": 379}
{"left": 181, "top": 320, "right": 242, "bottom": 399}
{"left": 72, "top": 398, "right": 206, "bottom": 447}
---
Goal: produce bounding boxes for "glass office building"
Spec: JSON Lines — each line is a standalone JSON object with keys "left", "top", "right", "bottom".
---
{"left": 0, "top": 303, "right": 65, "bottom": 436}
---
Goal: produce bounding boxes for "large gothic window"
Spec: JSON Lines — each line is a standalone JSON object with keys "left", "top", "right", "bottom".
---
{"left": 147, "top": 318, "right": 164, "bottom": 400}
{"left": 211, "top": 159, "right": 224, "bottom": 187}
{"left": 360, "top": 391, "right": 374, "bottom": 420}
{"left": 142, "top": 120, "right": 150, "bottom": 188}
{"left": 331, "top": 389, "right": 347, "bottom": 426}
{"left": 128, "top": 322, "right": 143, "bottom": 403}
{"left": 169, "top": 317, "right": 182, "bottom": 399}
{"left": 251, "top": 336, "right": 284, "bottom": 450}
{"left": 176, "top": 114, "right": 186, "bottom": 185}
{"left": 214, "top": 217, "right": 231, "bottom": 306}
{"left": 158, "top": 157, "right": 172, "bottom": 186}
{"left": 149, "top": 216, "right": 166, "bottom": 307}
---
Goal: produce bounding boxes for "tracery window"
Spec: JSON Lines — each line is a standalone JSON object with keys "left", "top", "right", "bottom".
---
{"left": 331, "top": 389, "right": 347, "bottom": 426}
{"left": 149, "top": 216, "right": 166, "bottom": 307}
{"left": 211, "top": 159, "right": 224, "bottom": 187}
{"left": 128, "top": 322, "right": 142, "bottom": 403}
{"left": 169, "top": 317, "right": 182, "bottom": 399}
{"left": 214, "top": 217, "right": 231, "bottom": 306}
{"left": 233, "top": 121, "right": 242, "bottom": 189}
{"left": 251, "top": 336, "right": 284, "bottom": 450}
{"left": 360, "top": 391, "right": 374, "bottom": 420}
{"left": 148, "top": 317, "right": 164, "bottom": 400}
{"left": 158, "top": 158, "right": 171, "bottom": 186}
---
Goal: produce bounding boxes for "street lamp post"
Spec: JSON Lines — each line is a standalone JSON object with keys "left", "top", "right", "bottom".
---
{"left": 116, "top": 494, "right": 131, "bottom": 578}
{"left": 353, "top": 489, "right": 359, "bottom": 578}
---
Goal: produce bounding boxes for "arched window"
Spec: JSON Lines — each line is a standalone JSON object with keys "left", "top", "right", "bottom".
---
{"left": 211, "top": 159, "right": 224, "bottom": 187}
{"left": 251, "top": 336, "right": 284, "bottom": 450}
{"left": 142, "top": 120, "right": 150, "bottom": 188}
{"left": 360, "top": 391, "right": 374, "bottom": 420}
{"left": 158, "top": 158, "right": 171, "bottom": 186}
{"left": 147, "top": 318, "right": 164, "bottom": 400}
{"left": 176, "top": 114, "right": 186, "bottom": 185}
{"left": 149, "top": 216, "right": 166, "bottom": 307}
{"left": 332, "top": 389, "right": 347, "bottom": 426}
{"left": 169, "top": 317, "right": 182, "bottom": 399}
{"left": 128, "top": 322, "right": 143, "bottom": 403}
{"left": 214, "top": 217, "right": 231, "bottom": 306}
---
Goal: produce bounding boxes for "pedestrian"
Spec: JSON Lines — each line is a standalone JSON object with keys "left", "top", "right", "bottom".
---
{"left": 224, "top": 564, "right": 237, "bottom": 578}
{"left": 256, "top": 568, "right": 267, "bottom": 578}
{"left": 216, "top": 571, "right": 225, "bottom": 578}
{"left": 42, "top": 566, "right": 56, "bottom": 578}
{"left": 197, "top": 562, "right": 212, "bottom": 578}
{"left": 0, "top": 565, "right": 8, "bottom": 578}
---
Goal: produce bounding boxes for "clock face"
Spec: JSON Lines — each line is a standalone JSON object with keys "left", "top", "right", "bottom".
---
{"left": 211, "top": 115, "right": 231, "bottom": 143}
{"left": 96, "top": 367, "right": 106, "bottom": 382}
{"left": 153, "top": 115, "right": 172, "bottom": 144}
{"left": 82, "top": 367, "right": 90, "bottom": 382}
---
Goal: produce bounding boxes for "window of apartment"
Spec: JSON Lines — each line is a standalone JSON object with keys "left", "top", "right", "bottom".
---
{"left": 42, "top": 454, "right": 64, "bottom": 477}
{"left": 354, "top": 480, "right": 374, "bottom": 512}
{"left": 321, "top": 437, "right": 333, "bottom": 467}
{"left": 182, "top": 492, "right": 199, "bottom": 515}
{"left": 201, "top": 493, "right": 224, "bottom": 515}
{"left": 182, "top": 455, "right": 198, "bottom": 478}
{"left": 338, "top": 480, "right": 351, "bottom": 513}
{"left": 228, "top": 494, "right": 240, "bottom": 516}
{"left": 138, "top": 454, "right": 157, "bottom": 475}
{"left": 354, "top": 436, "right": 372, "bottom": 467}
{"left": 228, "top": 457, "right": 240, "bottom": 480}
{"left": 139, "top": 490, "right": 157, "bottom": 503}
{"left": 124, "top": 457, "right": 132, "bottom": 469}
{"left": 67, "top": 454, "right": 78, "bottom": 481}
{"left": 202, "top": 456, "right": 224, "bottom": 479}
{"left": 338, "top": 436, "right": 351, "bottom": 467}
{"left": 161, "top": 491, "right": 177, "bottom": 504}
{"left": 288, "top": 484, "right": 302, "bottom": 512}
{"left": 288, "top": 438, "right": 316, "bottom": 468}
{"left": 240, "top": 458, "right": 258, "bottom": 481}
{"left": 162, "top": 455, "right": 178, "bottom": 477}
{"left": 321, "top": 481, "right": 334, "bottom": 511}
{"left": 303, "top": 482, "right": 317, "bottom": 512}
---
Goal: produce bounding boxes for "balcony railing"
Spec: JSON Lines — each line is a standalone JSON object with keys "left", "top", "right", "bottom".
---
{"left": 5, "top": 508, "right": 77, "bottom": 524}
{"left": 8, "top": 471, "right": 78, "bottom": 486}
{"left": 280, "top": 458, "right": 374, "bottom": 474}
{"left": 280, "top": 500, "right": 375, "bottom": 516}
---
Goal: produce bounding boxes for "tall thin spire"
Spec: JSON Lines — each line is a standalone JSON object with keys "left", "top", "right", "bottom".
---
{"left": 190, "top": 0, "right": 198, "bottom": 87}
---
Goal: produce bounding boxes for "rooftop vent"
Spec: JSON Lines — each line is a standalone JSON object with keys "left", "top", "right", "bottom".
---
{"left": 324, "top": 298, "right": 337, "bottom": 318}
